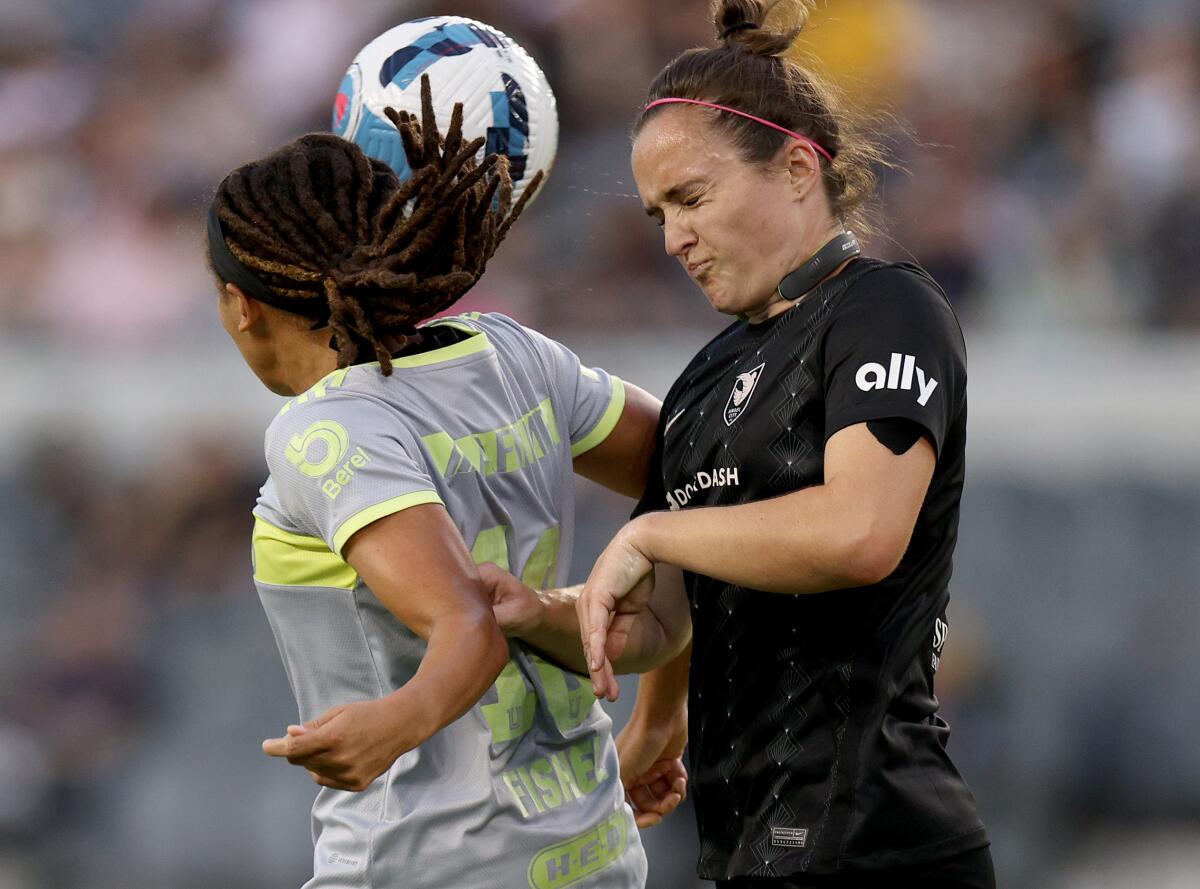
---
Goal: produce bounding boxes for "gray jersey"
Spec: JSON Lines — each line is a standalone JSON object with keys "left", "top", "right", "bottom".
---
{"left": 251, "top": 313, "right": 646, "bottom": 889}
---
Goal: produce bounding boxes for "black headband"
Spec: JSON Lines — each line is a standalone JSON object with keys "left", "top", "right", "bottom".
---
{"left": 206, "top": 203, "right": 330, "bottom": 327}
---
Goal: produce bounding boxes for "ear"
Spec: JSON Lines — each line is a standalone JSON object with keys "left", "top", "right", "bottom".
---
{"left": 225, "top": 283, "right": 262, "bottom": 333}
{"left": 783, "top": 140, "right": 822, "bottom": 201}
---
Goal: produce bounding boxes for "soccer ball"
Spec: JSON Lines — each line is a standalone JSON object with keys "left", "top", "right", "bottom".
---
{"left": 333, "top": 16, "right": 558, "bottom": 206}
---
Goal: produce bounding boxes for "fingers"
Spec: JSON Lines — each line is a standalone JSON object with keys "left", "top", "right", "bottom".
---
{"left": 583, "top": 610, "right": 609, "bottom": 673}
{"left": 307, "top": 769, "right": 344, "bottom": 789}
{"left": 634, "top": 810, "right": 667, "bottom": 828}
{"left": 616, "top": 725, "right": 671, "bottom": 784}
{"left": 605, "top": 612, "right": 638, "bottom": 666}
{"left": 477, "top": 563, "right": 528, "bottom": 598}
{"left": 261, "top": 735, "right": 290, "bottom": 757}
{"left": 591, "top": 657, "right": 620, "bottom": 702}
{"left": 624, "top": 754, "right": 688, "bottom": 829}
{"left": 579, "top": 590, "right": 619, "bottom": 699}
{"left": 262, "top": 721, "right": 330, "bottom": 761}
{"left": 262, "top": 708, "right": 378, "bottom": 793}
{"left": 602, "top": 661, "right": 620, "bottom": 702}
{"left": 627, "top": 775, "right": 685, "bottom": 828}
{"left": 476, "top": 561, "right": 505, "bottom": 598}
{"left": 306, "top": 769, "right": 371, "bottom": 792}
{"left": 579, "top": 539, "right": 656, "bottom": 699}
{"left": 655, "top": 758, "right": 688, "bottom": 803}
{"left": 625, "top": 758, "right": 677, "bottom": 788}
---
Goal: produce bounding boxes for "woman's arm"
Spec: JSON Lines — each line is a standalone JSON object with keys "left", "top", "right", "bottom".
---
{"left": 579, "top": 423, "right": 936, "bottom": 696}
{"left": 634, "top": 423, "right": 935, "bottom": 592}
{"left": 620, "top": 641, "right": 689, "bottom": 771}
{"left": 262, "top": 504, "right": 509, "bottom": 791}
{"left": 483, "top": 562, "right": 691, "bottom": 678}
{"left": 482, "top": 378, "right": 667, "bottom": 674}
{"left": 483, "top": 563, "right": 692, "bottom": 827}
{"left": 572, "top": 382, "right": 661, "bottom": 499}
{"left": 616, "top": 641, "right": 690, "bottom": 827}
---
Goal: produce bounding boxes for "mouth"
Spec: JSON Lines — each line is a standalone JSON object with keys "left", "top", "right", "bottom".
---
{"left": 686, "top": 259, "right": 711, "bottom": 278}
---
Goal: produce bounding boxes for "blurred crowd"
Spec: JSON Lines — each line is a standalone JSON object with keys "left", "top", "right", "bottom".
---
{"left": 2, "top": 1, "right": 1200, "bottom": 888}
{"left": 0, "top": 0, "right": 1199, "bottom": 344}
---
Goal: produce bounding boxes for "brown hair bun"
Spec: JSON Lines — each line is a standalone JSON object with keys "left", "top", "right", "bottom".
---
{"left": 713, "top": 0, "right": 813, "bottom": 57}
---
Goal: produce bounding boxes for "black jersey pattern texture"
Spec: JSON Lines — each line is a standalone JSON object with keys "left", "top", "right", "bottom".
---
{"left": 634, "top": 259, "right": 988, "bottom": 880}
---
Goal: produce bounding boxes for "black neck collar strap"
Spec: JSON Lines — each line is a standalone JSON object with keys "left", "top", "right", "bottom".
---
{"left": 206, "top": 203, "right": 330, "bottom": 326}
{"left": 777, "top": 231, "right": 861, "bottom": 302}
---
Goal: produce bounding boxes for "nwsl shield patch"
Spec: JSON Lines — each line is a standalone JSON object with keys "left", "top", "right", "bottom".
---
{"left": 724, "top": 362, "right": 765, "bottom": 426}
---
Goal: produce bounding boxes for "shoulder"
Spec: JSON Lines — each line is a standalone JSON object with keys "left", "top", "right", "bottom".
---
{"left": 262, "top": 368, "right": 393, "bottom": 473}
{"left": 434, "top": 310, "right": 525, "bottom": 344}
{"left": 435, "top": 311, "right": 559, "bottom": 365}
{"left": 826, "top": 260, "right": 965, "bottom": 353}
{"left": 838, "top": 261, "right": 960, "bottom": 329}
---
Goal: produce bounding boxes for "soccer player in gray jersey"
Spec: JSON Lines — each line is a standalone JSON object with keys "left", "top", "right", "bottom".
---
{"left": 206, "top": 81, "right": 688, "bottom": 888}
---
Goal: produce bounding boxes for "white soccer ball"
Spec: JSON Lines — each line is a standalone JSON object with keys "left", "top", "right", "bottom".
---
{"left": 333, "top": 16, "right": 558, "bottom": 206}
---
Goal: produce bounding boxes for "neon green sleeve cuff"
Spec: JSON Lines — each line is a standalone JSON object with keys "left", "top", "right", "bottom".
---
{"left": 332, "top": 490, "right": 444, "bottom": 554}
{"left": 571, "top": 376, "right": 626, "bottom": 458}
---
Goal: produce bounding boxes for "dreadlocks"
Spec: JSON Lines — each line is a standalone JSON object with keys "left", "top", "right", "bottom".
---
{"left": 210, "top": 75, "right": 544, "bottom": 375}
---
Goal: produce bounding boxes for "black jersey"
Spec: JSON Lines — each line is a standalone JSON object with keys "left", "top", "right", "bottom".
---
{"left": 634, "top": 259, "right": 987, "bottom": 879}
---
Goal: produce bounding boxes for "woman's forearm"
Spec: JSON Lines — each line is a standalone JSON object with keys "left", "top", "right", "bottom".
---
{"left": 628, "top": 640, "right": 690, "bottom": 729}
{"left": 633, "top": 487, "right": 864, "bottom": 595}
{"left": 520, "top": 586, "right": 592, "bottom": 674}
{"left": 628, "top": 426, "right": 935, "bottom": 594}
{"left": 390, "top": 609, "right": 509, "bottom": 744}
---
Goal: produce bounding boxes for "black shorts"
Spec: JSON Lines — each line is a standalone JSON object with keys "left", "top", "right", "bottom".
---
{"left": 715, "top": 846, "right": 995, "bottom": 889}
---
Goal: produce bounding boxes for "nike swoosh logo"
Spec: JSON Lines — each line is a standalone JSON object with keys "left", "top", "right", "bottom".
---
{"left": 664, "top": 408, "right": 687, "bottom": 435}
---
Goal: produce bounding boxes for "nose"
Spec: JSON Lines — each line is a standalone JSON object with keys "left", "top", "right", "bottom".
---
{"left": 663, "top": 213, "right": 696, "bottom": 259}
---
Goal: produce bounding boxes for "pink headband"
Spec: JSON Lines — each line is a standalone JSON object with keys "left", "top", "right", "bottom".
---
{"left": 644, "top": 97, "right": 835, "bottom": 163}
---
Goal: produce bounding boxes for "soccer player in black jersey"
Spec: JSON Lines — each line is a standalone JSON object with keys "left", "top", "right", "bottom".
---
{"left": 570, "top": 2, "right": 994, "bottom": 887}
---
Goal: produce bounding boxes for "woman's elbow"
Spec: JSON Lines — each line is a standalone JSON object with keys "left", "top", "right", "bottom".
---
{"left": 830, "top": 526, "right": 909, "bottom": 589}
{"left": 455, "top": 607, "right": 510, "bottom": 682}
{"left": 482, "top": 615, "right": 511, "bottom": 676}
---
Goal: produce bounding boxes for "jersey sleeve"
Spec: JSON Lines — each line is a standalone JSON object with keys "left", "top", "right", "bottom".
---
{"left": 822, "top": 267, "right": 966, "bottom": 456}
{"left": 263, "top": 392, "right": 443, "bottom": 556}
{"left": 497, "top": 316, "right": 626, "bottom": 458}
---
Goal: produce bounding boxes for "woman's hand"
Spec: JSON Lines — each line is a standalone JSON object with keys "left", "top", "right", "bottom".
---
{"left": 478, "top": 563, "right": 546, "bottom": 637}
{"left": 617, "top": 705, "right": 688, "bottom": 828}
{"left": 578, "top": 518, "right": 657, "bottom": 701}
{"left": 261, "top": 696, "right": 420, "bottom": 792}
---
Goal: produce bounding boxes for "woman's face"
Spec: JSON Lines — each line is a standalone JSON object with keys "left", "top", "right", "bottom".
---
{"left": 631, "top": 106, "right": 824, "bottom": 320}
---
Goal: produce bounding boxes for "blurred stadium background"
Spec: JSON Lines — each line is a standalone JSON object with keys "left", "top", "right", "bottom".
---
{"left": 1, "top": 0, "right": 1199, "bottom": 886}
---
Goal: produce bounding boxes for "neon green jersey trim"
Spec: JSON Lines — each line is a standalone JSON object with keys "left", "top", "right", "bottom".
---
{"left": 570, "top": 376, "right": 626, "bottom": 458}
{"left": 331, "top": 490, "right": 444, "bottom": 554}
{"left": 279, "top": 366, "right": 351, "bottom": 416}
{"left": 253, "top": 517, "right": 358, "bottom": 590}
{"left": 359, "top": 326, "right": 492, "bottom": 371}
